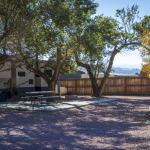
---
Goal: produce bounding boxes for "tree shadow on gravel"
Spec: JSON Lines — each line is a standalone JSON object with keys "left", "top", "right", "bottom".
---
{"left": 0, "top": 97, "right": 150, "bottom": 150}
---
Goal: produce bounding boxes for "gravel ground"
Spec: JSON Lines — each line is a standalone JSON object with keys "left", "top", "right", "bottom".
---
{"left": 0, "top": 96, "right": 150, "bottom": 150}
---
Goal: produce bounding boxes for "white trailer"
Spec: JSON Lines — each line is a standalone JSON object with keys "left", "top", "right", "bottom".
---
{"left": 35, "top": 63, "right": 53, "bottom": 91}
{"left": 0, "top": 62, "right": 53, "bottom": 95}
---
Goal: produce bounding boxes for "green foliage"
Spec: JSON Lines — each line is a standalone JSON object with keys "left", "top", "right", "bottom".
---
{"left": 115, "top": 4, "right": 140, "bottom": 47}
{"left": 71, "top": 14, "right": 119, "bottom": 76}
{"left": 37, "top": 0, "right": 98, "bottom": 29}
{"left": 133, "top": 16, "right": 150, "bottom": 35}
{"left": 45, "top": 49, "right": 78, "bottom": 77}
{"left": 139, "top": 29, "right": 150, "bottom": 78}
{"left": 5, "top": 0, "right": 98, "bottom": 85}
{"left": 19, "top": 93, "right": 26, "bottom": 97}
{"left": 3, "top": 79, "right": 20, "bottom": 96}
{"left": 72, "top": 4, "right": 148, "bottom": 96}
{"left": 0, "top": 0, "right": 37, "bottom": 61}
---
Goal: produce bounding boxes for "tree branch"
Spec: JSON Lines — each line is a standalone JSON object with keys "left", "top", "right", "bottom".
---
{"left": 118, "top": 42, "right": 140, "bottom": 50}
{"left": 75, "top": 53, "right": 98, "bottom": 88}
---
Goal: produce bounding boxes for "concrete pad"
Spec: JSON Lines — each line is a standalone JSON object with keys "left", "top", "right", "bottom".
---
{"left": 0, "top": 98, "right": 121, "bottom": 112}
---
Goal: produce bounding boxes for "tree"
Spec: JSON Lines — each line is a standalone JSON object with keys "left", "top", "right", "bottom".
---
{"left": 98, "top": 5, "right": 141, "bottom": 96}
{"left": 73, "top": 4, "right": 150, "bottom": 97}
{"left": 8, "top": 0, "right": 98, "bottom": 101}
{"left": 72, "top": 15, "right": 118, "bottom": 96}
{"left": 139, "top": 29, "right": 150, "bottom": 77}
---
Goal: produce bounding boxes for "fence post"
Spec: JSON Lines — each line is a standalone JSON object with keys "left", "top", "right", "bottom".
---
{"left": 125, "top": 77, "right": 127, "bottom": 95}
{"left": 75, "top": 79, "right": 77, "bottom": 95}
{"left": 58, "top": 82, "right": 61, "bottom": 97}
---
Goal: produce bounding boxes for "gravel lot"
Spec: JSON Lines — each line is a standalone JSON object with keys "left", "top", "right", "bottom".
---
{"left": 0, "top": 96, "right": 150, "bottom": 150}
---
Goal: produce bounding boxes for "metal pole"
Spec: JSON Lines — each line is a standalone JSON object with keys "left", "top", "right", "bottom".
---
{"left": 58, "top": 82, "right": 61, "bottom": 97}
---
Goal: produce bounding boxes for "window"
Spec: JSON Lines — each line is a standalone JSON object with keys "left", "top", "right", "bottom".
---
{"left": 29, "top": 79, "right": 33, "bottom": 84}
{"left": 18, "top": 72, "right": 25, "bottom": 77}
{"left": 44, "top": 70, "right": 52, "bottom": 77}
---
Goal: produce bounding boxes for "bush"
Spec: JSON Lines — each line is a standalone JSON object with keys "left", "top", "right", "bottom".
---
{"left": 19, "top": 93, "right": 26, "bottom": 97}
{"left": 3, "top": 79, "right": 20, "bottom": 98}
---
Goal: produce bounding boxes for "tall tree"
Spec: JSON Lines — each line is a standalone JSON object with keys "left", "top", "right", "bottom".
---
{"left": 73, "top": 15, "right": 118, "bottom": 96}
{"left": 9, "top": 0, "right": 98, "bottom": 101}
{"left": 74, "top": 5, "right": 150, "bottom": 97}
{"left": 98, "top": 5, "right": 141, "bottom": 96}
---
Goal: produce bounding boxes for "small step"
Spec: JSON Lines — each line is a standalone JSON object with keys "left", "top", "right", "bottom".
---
{"left": 65, "top": 95, "right": 78, "bottom": 100}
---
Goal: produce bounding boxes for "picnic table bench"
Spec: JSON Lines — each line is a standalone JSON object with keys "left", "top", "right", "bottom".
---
{"left": 21, "top": 82, "right": 61, "bottom": 106}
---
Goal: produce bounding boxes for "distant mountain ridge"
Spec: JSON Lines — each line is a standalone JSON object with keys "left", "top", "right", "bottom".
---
{"left": 78, "top": 66, "right": 141, "bottom": 75}
{"left": 112, "top": 67, "right": 141, "bottom": 75}
{"left": 113, "top": 64, "right": 142, "bottom": 69}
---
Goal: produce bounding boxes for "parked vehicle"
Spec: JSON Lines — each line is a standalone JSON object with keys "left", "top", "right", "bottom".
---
{"left": 0, "top": 62, "right": 53, "bottom": 94}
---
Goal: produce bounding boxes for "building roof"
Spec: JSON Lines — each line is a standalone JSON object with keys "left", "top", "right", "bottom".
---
{"left": 139, "top": 70, "right": 147, "bottom": 77}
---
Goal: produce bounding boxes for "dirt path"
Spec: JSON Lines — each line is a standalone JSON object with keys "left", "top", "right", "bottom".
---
{"left": 0, "top": 96, "right": 150, "bottom": 149}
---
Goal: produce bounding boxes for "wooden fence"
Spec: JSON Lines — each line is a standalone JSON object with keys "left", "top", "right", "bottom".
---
{"left": 58, "top": 77, "right": 150, "bottom": 95}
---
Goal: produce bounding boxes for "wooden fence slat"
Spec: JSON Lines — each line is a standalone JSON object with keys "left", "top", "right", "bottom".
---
{"left": 58, "top": 77, "right": 150, "bottom": 95}
{"left": 75, "top": 79, "right": 77, "bottom": 95}
{"left": 125, "top": 77, "right": 127, "bottom": 95}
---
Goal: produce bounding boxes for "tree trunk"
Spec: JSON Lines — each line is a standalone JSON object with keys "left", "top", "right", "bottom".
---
{"left": 99, "top": 48, "right": 119, "bottom": 95}
{"left": 87, "top": 68, "right": 100, "bottom": 97}
{"left": 99, "top": 75, "right": 107, "bottom": 96}
{"left": 75, "top": 54, "right": 100, "bottom": 97}
{"left": 47, "top": 48, "right": 63, "bottom": 102}
{"left": 51, "top": 49, "right": 63, "bottom": 88}
{"left": 46, "top": 81, "right": 55, "bottom": 102}
{"left": 91, "top": 83, "right": 100, "bottom": 97}
{"left": 0, "top": 54, "right": 7, "bottom": 65}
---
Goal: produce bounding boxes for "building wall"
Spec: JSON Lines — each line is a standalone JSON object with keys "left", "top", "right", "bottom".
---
{"left": 0, "top": 62, "right": 11, "bottom": 90}
{"left": 0, "top": 62, "right": 35, "bottom": 94}
{"left": 16, "top": 64, "right": 35, "bottom": 88}
{"left": 0, "top": 79, "right": 10, "bottom": 89}
{"left": 0, "top": 62, "right": 11, "bottom": 79}
{"left": 139, "top": 71, "right": 147, "bottom": 77}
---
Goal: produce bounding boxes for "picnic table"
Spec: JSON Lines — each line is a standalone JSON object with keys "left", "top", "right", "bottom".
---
{"left": 21, "top": 82, "right": 61, "bottom": 106}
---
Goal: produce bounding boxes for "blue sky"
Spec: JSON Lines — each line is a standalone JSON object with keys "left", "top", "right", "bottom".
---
{"left": 93, "top": 0, "right": 150, "bottom": 69}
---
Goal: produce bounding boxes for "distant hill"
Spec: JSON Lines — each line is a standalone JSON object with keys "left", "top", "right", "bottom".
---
{"left": 112, "top": 67, "right": 141, "bottom": 75}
